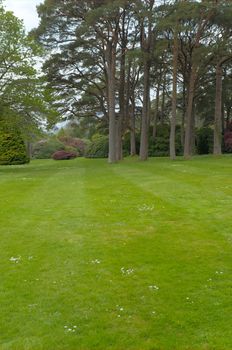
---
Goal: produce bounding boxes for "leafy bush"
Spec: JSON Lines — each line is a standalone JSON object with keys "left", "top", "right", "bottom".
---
{"left": 52, "top": 150, "right": 77, "bottom": 160}
{"left": 0, "top": 128, "right": 29, "bottom": 165}
{"left": 148, "top": 124, "right": 183, "bottom": 157}
{"left": 196, "top": 127, "right": 213, "bottom": 154}
{"left": 122, "top": 132, "right": 140, "bottom": 156}
{"left": 32, "top": 138, "right": 65, "bottom": 159}
{"left": 58, "top": 136, "right": 88, "bottom": 156}
{"left": 85, "top": 134, "right": 108, "bottom": 158}
{"left": 224, "top": 131, "right": 232, "bottom": 152}
{"left": 224, "top": 122, "right": 232, "bottom": 153}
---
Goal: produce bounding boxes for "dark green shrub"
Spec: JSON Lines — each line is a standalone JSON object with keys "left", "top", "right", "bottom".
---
{"left": 196, "top": 127, "right": 213, "bottom": 154}
{"left": 148, "top": 124, "right": 183, "bottom": 157}
{"left": 0, "top": 129, "right": 29, "bottom": 165}
{"left": 85, "top": 134, "right": 108, "bottom": 158}
{"left": 122, "top": 132, "right": 140, "bottom": 156}
{"left": 32, "top": 138, "right": 65, "bottom": 159}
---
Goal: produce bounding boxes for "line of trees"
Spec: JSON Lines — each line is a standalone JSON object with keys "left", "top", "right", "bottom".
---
{"left": 33, "top": 0, "right": 232, "bottom": 162}
{"left": 0, "top": 1, "right": 58, "bottom": 152}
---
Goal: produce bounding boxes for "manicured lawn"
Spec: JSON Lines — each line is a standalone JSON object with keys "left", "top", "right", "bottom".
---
{"left": 0, "top": 156, "right": 232, "bottom": 350}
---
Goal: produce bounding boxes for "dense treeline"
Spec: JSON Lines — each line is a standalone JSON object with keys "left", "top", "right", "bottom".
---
{"left": 0, "top": 1, "right": 59, "bottom": 164}
{"left": 32, "top": 0, "right": 231, "bottom": 162}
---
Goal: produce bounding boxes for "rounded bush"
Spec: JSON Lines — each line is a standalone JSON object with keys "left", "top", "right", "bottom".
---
{"left": 0, "top": 129, "right": 29, "bottom": 165}
{"left": 52, "top": 150, "right": 77, "bottom": 160}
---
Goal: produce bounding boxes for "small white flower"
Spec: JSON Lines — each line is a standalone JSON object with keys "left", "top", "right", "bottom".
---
{"left": 9, "top": 256, "right": 21, "bottom": 263}
{"left": 149, "top": 285, "right": 159, "bottom": 290}
{"left": 121, "top": 267, "right": 134, "bottom": 275}
{"left": 138, "top": 204, "right": 154, "bottom": 212}
{"left": 91, "top": 259, "right": 101, "bottom": 264}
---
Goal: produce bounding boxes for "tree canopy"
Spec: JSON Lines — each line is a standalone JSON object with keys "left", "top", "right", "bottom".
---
{"left": 31, "top": 0, "right": 232, "bottom": 161}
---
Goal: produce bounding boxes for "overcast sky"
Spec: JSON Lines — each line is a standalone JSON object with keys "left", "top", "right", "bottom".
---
{"left": 4, "top": 0, "right": 42, "bottom": 31}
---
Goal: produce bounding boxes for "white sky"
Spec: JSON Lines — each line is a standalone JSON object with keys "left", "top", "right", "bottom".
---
{"left": 4, "top": 0, "right": 42, "bottom": 31}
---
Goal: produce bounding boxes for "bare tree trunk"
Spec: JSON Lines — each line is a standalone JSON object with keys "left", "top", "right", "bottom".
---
{"left": 152, "top": 83, "right": 160, "bottom": 140}
{"left": 161, "top": 75, "right": 166, "bottom": 125}
{"left": 170, "top": 29, "right": 178, "bottom": 160}
{"left": 139, "top": 0, "right": 154, "bottom": 161}
{"left": 213, "top": 62, "right": 223, "bottom": 155}
{"left": 106, "top": 42, "right": 117, "bottom": 163}
{"left": 183, "top": 13, "right": 214, "bottom": 159}
{"left": 117, "top": 9, "right": 127, "bottom": 161}
{"left": 140, "top": 59, "right": 151, "bottom": 160}
{"left": 130, "top": 96, "right": 136, "bottom": 156}
{"left": 181, "top": 79, "right": 186, "bottom": 148}
{"left": 184, "top": 65, "right": 197, "bottom": 158}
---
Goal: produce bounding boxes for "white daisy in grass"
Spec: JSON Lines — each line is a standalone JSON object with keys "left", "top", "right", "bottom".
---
{"left": 9, "top": 256, "right": 21, "bottom": 263}
{"left": 91, "top": 259, "right": 101, "bottom": 264}
{"left": 121, "top": 267, "right": 134, "bottom": 275}
{"left": 149, "top": 285, "right": 159, "bottom": 291}
{"left": 64, "top": 325, "right": 78, "bottom": 333}
{"left": 138, "top": 204, "right": 154, "bottom": 212}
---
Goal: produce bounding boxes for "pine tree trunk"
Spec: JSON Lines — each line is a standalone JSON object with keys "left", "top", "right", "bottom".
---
{"left": 184, "top": 65, "right": 197, "bottom": 158}
{"left": 107, "top": 42, "right": 117, "bottom": 163}
{"left": 117, "top": 12, "right": 127, "bottom": 161}
{"left": 181, "top": 79, "right": 186, "bottom": 148}
{"left": 161, "top": 75, "right": 166, "bottom": 125}
{"left": 130, "top": 97, "right": 136, "bottom": 156}
{"left": 152, "top": 83, "right": 160, "bottom": 140}
{"left": 213, "top": 63, "right": 223, "bottom": 155}
{"left": 139, "top": 59, "right": 150, "bottom": 160}
{"left": 170, "top": 30, "right": 178, "bottom": 160}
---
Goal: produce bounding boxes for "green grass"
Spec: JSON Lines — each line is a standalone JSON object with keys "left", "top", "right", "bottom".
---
{"left": 0, "top": 156, "right": 232, "bottom": 350}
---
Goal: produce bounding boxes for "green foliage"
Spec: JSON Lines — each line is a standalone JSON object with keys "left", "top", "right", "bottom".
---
{"left": 123, "top": 132, "right": 140, "bottom": 156}
{"left": 32, "top": 137, "right": 65, "bottom": 159}
{"left": 0, "top": 5, "right": 58, "bottom": 135}
{"left": 0, "top": 127, "right": 29, "bottom": 165}
{"left": 148, "top": 124, "right": 183, "bottom": 157}
{"left": 196, "top": 127, "right": 214, "bottom": 155}
{"left": 85, "top": 134, "right": 108, "bottom": 158}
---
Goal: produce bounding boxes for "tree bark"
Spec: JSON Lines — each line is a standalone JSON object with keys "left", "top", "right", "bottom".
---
{"left": 152, "top": 83, "right": 160, "bottom": 140}
{"left": 117, "top": 9, "right": 127, "bottom": 161}
{"left": 213, "top": 62, "right": 223, "bottom": 155}
{"left": 139, "top": 0, "right": 154, "bottom": 161}
{"left": 130, "top": 95, "right": 136, "bottom": 156}
{"left": 140, "top": 59, "right": 151, "bottom": 160}
{"left": 170, "top": 29, "right": 178, "bottom": 160}
{"left": 106, "top": 41, "right": 117, "bottom": 163}
{"left": 184, "top": 64, "right": 197, "bottom": 158}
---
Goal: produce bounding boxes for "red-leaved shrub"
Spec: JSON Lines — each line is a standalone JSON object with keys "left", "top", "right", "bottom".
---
{"left": 52, "top": 150, "right": 77, "bottom": 160}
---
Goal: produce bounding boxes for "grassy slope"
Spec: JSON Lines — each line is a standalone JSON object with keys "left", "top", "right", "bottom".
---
{"left": 0, "top": 156, "right": 232, "bottom": 350}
